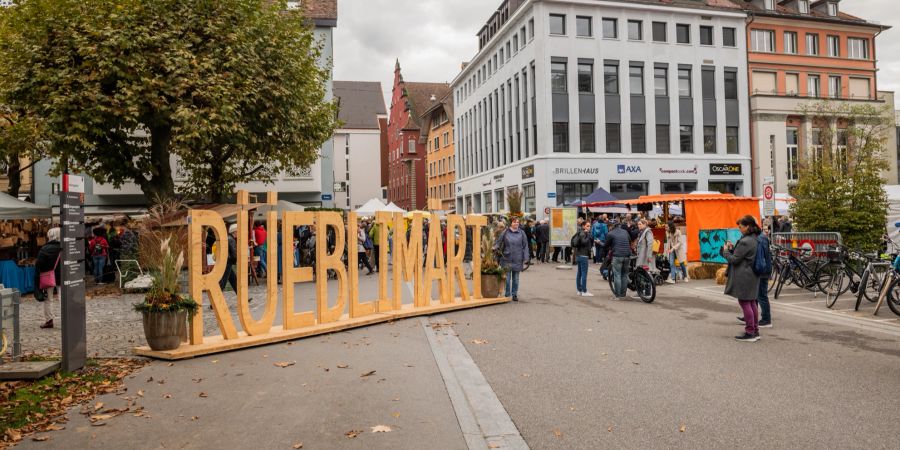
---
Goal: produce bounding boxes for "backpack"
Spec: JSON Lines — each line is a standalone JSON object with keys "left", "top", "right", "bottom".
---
{"left": 92, "top": 239, "right": 104, "bottom": 256}
{"left": 753, "top": 235, "right": 773, "bottom": 276}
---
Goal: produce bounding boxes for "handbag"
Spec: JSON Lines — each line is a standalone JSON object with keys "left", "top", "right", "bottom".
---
{"left": 39, "top": 255, "right": 60, "bottom": 290}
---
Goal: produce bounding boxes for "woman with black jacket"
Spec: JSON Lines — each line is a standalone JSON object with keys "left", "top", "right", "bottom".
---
{"left": 34, "top": 227, "right": 62, "bottom": 329}
{"left": 572, "top": 221, "right": 595, "bottom": 297}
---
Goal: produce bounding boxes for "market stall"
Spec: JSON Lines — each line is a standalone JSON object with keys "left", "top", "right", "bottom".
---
{"left": 0, "top": 193, "right": 53, "bottom": 293}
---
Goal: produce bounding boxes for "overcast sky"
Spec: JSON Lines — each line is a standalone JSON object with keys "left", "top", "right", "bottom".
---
{"left": 333, "top": 0, "right": 899, "bottom": 108}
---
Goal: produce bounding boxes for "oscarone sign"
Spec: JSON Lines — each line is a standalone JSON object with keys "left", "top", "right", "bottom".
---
{"left": 137, "top": 191, "right": 505, "bottom": 359}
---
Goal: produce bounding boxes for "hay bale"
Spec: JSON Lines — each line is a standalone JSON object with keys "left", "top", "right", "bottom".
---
{"left": 687, "top": 263, "right": 722, "bottom": 280}
{"left": 715, "top": 267, "right": 728, "bottom": 285}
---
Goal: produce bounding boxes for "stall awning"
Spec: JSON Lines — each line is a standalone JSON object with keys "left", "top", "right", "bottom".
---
{"left": 616, "top": 193, "right": 737, "bottom": 205}
{"left": 0, "top": 192, "right": 52, "bottom": 220}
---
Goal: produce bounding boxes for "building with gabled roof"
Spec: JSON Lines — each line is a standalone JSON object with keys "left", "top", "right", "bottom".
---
{"left": 421, "top": 90, "right": 456, "bottom": 211}
{"left": 332, "top": 81, "right": 387, "bottom": 210}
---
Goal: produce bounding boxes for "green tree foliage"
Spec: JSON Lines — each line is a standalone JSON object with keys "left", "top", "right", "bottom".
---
{"left": 0, "top": 106, "right": 46, "bottom": 197}
{"left": 0, "top": 0, "right": 338, "bottom": 203}
{"left": 790, "top": 101, "right": 892, "bottom": 251}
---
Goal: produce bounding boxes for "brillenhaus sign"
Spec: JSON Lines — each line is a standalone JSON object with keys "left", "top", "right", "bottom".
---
{"left": 134, "top": 191, "right": 507, "bottom": 360}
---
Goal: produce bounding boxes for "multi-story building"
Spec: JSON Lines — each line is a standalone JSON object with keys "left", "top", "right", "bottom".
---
{"left": 421, "top": 93, "right": 457, "bottom": 211}
{"left": 386, "top": 61, "right": 450, "bottom": 211}
{"left": 332, "top": 81, "right": 388, "bottom": 210}
{"left": 737, "top": 0, "right": 896, "bottom": 193}
{"left": 31, "top": 0, "right": 338, "bottom": 213}
{"left": 453, "top": 0, "right": 752, "bottom": 217}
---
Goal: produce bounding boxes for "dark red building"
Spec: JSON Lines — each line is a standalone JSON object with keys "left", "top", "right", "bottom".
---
{"left": 386, "top": 60, "right": 449, "bottom": 211}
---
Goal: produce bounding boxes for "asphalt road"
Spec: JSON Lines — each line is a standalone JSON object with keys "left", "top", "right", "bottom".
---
{"left": 17, "top": 262, "right": 900, "bottom": 449}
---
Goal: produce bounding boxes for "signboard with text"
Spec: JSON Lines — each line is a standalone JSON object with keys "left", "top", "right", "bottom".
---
{"left": 763, "top": 180, "right": 776, "bottom": 217}
{"left": 710, "top": 163, "right": 743, "bottom": 176}
{"left": 60, "top": 191, "right": 86, "bottom": 372}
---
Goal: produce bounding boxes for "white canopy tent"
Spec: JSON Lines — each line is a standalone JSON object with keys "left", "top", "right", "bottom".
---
{"left": 355, "top": 198, "right": 387, "bottom": 216}
{"left": 758, "top": 193, "right": 795, "bottom": 218}
{"left": 253, "top": 200, "right": 305, "bottom": 219}
{"left": 383, "top": 202, "right": 406, "bottom": 213}
{"left": 0, "top": 192, "right": 51, "bottom": 220}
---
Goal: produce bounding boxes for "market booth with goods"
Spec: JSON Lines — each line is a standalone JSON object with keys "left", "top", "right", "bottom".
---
{"left": 0, "top": 193, "right": 53, "bottom": 294}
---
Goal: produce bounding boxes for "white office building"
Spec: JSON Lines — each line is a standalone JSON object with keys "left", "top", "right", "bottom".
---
{"left": 452, "top": 0, "right": 751, "bottom": 217}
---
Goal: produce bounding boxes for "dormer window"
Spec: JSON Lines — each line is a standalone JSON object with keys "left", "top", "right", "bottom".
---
{"left": 798, "top": 0, "right": 809, "bottom": 14}
{"left": 764, "top": 0, "right": 774, "bottom": 10}
{"left": 827, "top": 2, "right": 838, "bottom": 16}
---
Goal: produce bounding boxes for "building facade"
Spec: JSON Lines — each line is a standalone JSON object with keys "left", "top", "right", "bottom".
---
{"left": 31, "top": 0, "right": 339, "bottom": 213}
{"left": 453, "top": 0, "right": 751, "bottom": 217}
{"left": 739, "top": 0, "right": 896, "bottom": 194}
{"left": 332, "top": 81, "right": 388, "bottom": 211}
{"left": 422, "top": 93, "right": 457, "bottom": 211}
{"left": 386, "top": 61, "right": 450, "bottom": 211}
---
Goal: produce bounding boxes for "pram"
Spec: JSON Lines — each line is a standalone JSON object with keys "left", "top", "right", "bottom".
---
{"left": 654, "top": 254, "right": 671, "bottom": 285}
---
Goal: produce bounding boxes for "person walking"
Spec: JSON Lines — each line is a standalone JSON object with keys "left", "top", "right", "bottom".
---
{"left": 494, "top": 217, "right": 529, "bottom": 301}
{"left": 253, "top": 221, "right": 267, "bottom": 278}
{"left": 606, "top": 220, "right": 633, "bottom": 300}
{"left": 368, "top": 220, "right": 382, "bottom": 273}
{"left": 592, "top": 215, "right": 608, "bottom": 265}
{"left": 219, "top": 224, "right": 239, "bottom": 296}
{"left": 536, "top": 219, "right": 550, "bottom": 263}
{"left": 635, "top": 219, "right": 656, "bottom": 274}
{"left": 34, "top": 227, "right": 62, "bottom": 329}
{"left": 665, "top": 222, "right": 689, "bottom": 284}
{"left": 357, "top": 221, "right": 375, "bottom": 275}
{"left": 572, "top": 221, "right": 594, "bottom": 297}
{"left": 745, "top": 229, "right": 774, "bottom": 328}
{"left": 89, "top": 227, "right": 109, "bottom": 284}
{"left": 722, "top": 215, "right": 763, "bottom": 342}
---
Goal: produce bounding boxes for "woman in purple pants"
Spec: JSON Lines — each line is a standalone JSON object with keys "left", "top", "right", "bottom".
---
{"left": 721, "top": 215, "right": 762, "bottom": 342}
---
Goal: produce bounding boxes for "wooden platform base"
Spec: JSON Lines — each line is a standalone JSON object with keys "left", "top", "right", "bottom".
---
{"left": 134, "top": 297, "right": 510, "bottom": 360}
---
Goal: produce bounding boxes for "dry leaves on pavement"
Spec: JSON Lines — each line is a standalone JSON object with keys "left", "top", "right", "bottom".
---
{"left": 371, "top": 425, "right": 392, "bottom": 433}
{"left": 293, "top": 443, "right": 304, "bottom": 449}
{"left": 337, "top": 364, "right": 349, "bottom": 369}
{"left": 360, "top": 370, "right": 376, "bottom": 378}
{"left": 471, "top": 339, "right": 489, "bottom": 345}
{"left": 274, "top": 361, "right": 296, "bottom": 368}
{"left": 345, "top": 430, "right": 363, "bottom": 439}
{"left": 553, "top": 429, "right": 563, "bottom": 439}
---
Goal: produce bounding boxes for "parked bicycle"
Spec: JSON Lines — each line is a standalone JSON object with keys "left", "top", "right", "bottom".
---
{"left": 771, "top": 245, "right": 828, "bottom": 299}
{"left": 818, "top": 247, "right": 866, "bottom": 308}
{"left": 607, "top": 257, "right": 656, "bottom": 303}
{"left": 853, "top": 256, "right": 892, "bottom": 311}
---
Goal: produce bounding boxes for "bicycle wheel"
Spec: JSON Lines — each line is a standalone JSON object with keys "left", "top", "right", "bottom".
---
{"left": 888, "top": 278, "right": 900, "bottom": 317}
{"left": 767, "top": 267, "right": 780, "bottom": 293}
{"left": 825, "top": 269, "right": 845, "bottom": 309}
{"left": 862, "top": 271, "right": 883, "bottom": 303}
{"left": 855, "top": 269, "right": 870, "bottom": 311}
{"left": 816, "top": 263, "right": 838, "bottom": 293}
{"left": 634, "top": 270, "right": 656, "bottom": 303}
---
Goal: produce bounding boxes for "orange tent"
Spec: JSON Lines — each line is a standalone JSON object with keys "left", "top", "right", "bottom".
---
{"left": 616, "top": 194, "right": 760, "bottom": 262}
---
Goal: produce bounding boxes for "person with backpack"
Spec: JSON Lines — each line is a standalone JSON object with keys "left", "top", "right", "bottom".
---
{"left": 357, "top": 220, "right": 375, "bottom": 275}
{"left": 572, "top": 221, "right": 595, "bottom": 297}
{"left": 89, "top": 227, "right": 110, "bottom": 284}
{"left": 591, "top": 216, "right": 608, "bottom": 265}
{"left": 721, "top": 215, "right": 763, "bottom": 342}
{"left": 740, "top": 227, "right": 774, "bottom": 328}
{"left": 493, "top": 217, "right": 529, "bottom": 301}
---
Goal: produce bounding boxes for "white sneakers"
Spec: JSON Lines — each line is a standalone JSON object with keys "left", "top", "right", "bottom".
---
{"left": 665, "top": 279, "right": 675, "bottom": 284}
{"left": 582, "top": 291, "right": 595, "bottom": 297}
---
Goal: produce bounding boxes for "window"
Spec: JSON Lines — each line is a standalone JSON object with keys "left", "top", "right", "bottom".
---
{"left": 629, "top": 66, "right": 643, "bottom": 95}
{"left": 726, "top": 127, "right": 739, "bottom": 154}
{"left": 606, "top": 124, "right": 621, "bottom": 153}
{"left": 576, "top": 16, "right": 592, "bottom": 37}
{"left": 786, "top": 128, "right": 799, "bottom": 181}
{"left": 827, "top": 35, "right": 840, "bottom": 57}
{"left": 520, "top": 27, "right": 526, "bottom": 47}
{"left": 751, "top": 29, "right": 774, "bottom": 52}
{"left": 578, "top": 63, "right": 593, "bottom": 93}
{"left": 836, "top": 129, "right": 848, "bottom": 172}
{"left": 752, "top": 71, "right": 776, "bottom": 94}
{"left": 529, "top": 18, "right": 535, "bottom": 39}
{"left": 784, "top": 32, "right": 798, "bottom": 54}
{"left": 553, "top": 122, "right": 569, "bottom": 152}
{"left": 724, "top": 70, "right": 738, "bottom": 99}
{"left": 723, "top": 27, "right": 736, "bottom": 47}
{"left": 679, "top": 125, "right": 693, "bottom": 153}
{"left": 810, "top": 128, "right": 823, "bottom": 162}
{"left": 656, "top": 125, "right": 670, "bottom": 154}
{"left": 703, "top": 126, "right": 716, "bottom": 154}
{"left": 443, "top": 132, "right": 449, "bottom": 146}
{"left": 700, "top": 26, "right": 713, "bottom": 45}
{"left": 848, "top": 38, "right": 869, "bottom": 59}
{"left": 829, "top": 75, "right": 841, "bottom": 98}
{"left": 764, "top": 0, "right": 775, "bottom": 10}
{"left": 661, "top": 181, "right": 698, "bottom": 194}
{"left": 580, "top": 123, "right": 595, "bottom": 153}
{"left": 551, "top": 61, "right": 567, "bottom": 93}
{"left": 434, "top": 137, "right": 440, "bottom": 150}
{"left": 676, "top": 24, "right": 690, "bottom": 44}
{"left": 631, "top": 124, "right": 646, "bottom": 153}
{"left": 506, "top": 42, "right": 511, "bottom": 61}
{"left": 799, "top": 0, "right": 809, "bottom": 14}
{"left": 609, "top": 182, "right": 649, "bottom": 200}
{"left": 604, "top": 64, "right": 619, "bottom": 94}
{"left": 602, "top": 18, "right": 617, "bottom": 39}
{"left": 678, "top": 68, "right": 692, "bottom": 97}
{"left": 827, "top": 2, "right": 837, "bottom": 16}
{"left": 654, "top": 68, "right": 668, "bottom": 96}
{"left": 849, "top": 77, "right": 871, "bottom": 99}
{"left": 495, "top": 190, "right": 504, "bottom": 211}
{"left": 550, "top": 14, "right": 566, "bottom": 35}
{"left": 808, "top": 74, "right": 820, "bottom": 97}
{"left": 652, "top": 22, "right": 667, "bottom": 42}
{"left": 786, "top": 73, "right": 799, "bottom": 95}
{"left": 555, "top": 182, "right": 596, "bottom": 207}
{"left": 499, "top": 49, "right": 504, "bottom": 65}
{"left": 628, "top": 20, "right": 642, "bottom": 40}
{"left": 806, "top": 33, "right": 819, "bottom": 55}
{"left": 701, "top": 68, "right": 715, "bottom": 99}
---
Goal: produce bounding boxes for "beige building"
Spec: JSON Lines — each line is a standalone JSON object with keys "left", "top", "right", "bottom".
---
{"left": 422, "top": 93, "right": 456, "bottom": 212}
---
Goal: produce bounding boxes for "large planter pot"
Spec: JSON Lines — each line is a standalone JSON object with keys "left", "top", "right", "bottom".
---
{"left": 141, "top": 310, "right": 188, "bottom": 351}
{"left": 481, "top": 273, "right": 506, "bottom": 299}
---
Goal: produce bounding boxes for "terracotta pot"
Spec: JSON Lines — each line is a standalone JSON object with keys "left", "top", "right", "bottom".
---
{"left": 141, "top": 310, "right": 188, "bottom": 351}
{"left": 480, "top": 273, "right": 505, "bottom": 299}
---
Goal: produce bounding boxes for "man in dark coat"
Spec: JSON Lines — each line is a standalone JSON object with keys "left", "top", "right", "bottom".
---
{"left": 219, "top": 224, "right": 239, "bottom": 296}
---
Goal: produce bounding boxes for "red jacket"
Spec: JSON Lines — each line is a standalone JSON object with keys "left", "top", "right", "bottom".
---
{"left": 253, "top": 226, "right": 267, "bottom": 247}
{"left": 90, "top": 236, "right": 109, "bottom": 257}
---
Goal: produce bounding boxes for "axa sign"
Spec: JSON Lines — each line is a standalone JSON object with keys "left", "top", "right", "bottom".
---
{"left": 616, "top": 164, "right": 642, "bottom": 174}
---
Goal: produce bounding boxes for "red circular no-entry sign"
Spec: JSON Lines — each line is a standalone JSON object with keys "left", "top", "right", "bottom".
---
{"left": 763, "top": 185, "right": 774, "bottom": 201}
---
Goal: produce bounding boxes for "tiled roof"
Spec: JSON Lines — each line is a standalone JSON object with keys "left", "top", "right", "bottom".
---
{"left": 301, "top": 0, "right": 337, "bottom": 21}
{"left": 419, "top": 91, "right": 455, "bottom": 128}
{"left": 334, "top": 81, "right": 386, "bottom": 130}
{"left": 404, "top": 82, "right": 451, "bottom": 130}
{"left": 721, "top": 0, "right": 884, "bottom": 27}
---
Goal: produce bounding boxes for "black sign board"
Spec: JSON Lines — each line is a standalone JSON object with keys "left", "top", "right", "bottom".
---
{"left": 710, "top": 163, "right": 742, "bottom": 176}
{"left": 522, "top": 165, "right": 535, "bottom": 180}
{"left": 60, "top": 190, "right": 86, "bottom": 372}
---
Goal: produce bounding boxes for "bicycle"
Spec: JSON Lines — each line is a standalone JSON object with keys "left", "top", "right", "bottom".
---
{"left": 883, "top": 262, "right": 900, "bottom": 317}
{"left": 819, "top": 248, "right": 866, "bottom": 309}
{"left": 772, "top": 246, "right": 827, "bottom": 299}
{"left": 607, "top": 257, "right": 656, "bottom": 303}
{"left": 853, "top": 256, "right": 892, "bottom": 311}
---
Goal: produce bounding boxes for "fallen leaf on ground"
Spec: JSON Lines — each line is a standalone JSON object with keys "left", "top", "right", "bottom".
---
{"left": 293, "top": 443, "right": 304, "bottom": 449}
{"left": 167, "top": 362, "right": 174, "bottom": 367}
{"left": 608, "top": 425, "right": 614, "bottom": 433}
{"left": 471, "top": 339, "right": 488, "bottom": 345}
{"left": 680, "top": 424, "right": 686, "bottom": 433}
{"left": 392, "top": 398, "right": 400, "bottom": 402}
{"left": 163, "top": 394, "right": 172, "bottom": 399}
{"left": 274, "top": 361, "right": 296, "bottom": 368}
{"left": 46, "top": 424, "right": 65, "bottom": 431}
{"left": 198, "top": 392, "right": 208, "bottom": 398}
{"left": 91, "top": 422, "right": 106, "bottom": 427}
{"left": 136, "top": 390, "right": 144, "bottom": 397}
{"left": 191, "top": 416, "right": 199, "bottom": 421}
{"left": 521, "top": 373, "right": 530, "bottom": 378}
{"left": 632, "top": 362, "right": 640, "bottom": 365}
{"left": 345, "top": 430, "right": 362, "bottom": 439}
{"left": 32, "top": 436, "right": 49, "bottom": 442}
{"left": 392, "top": 412, "right": 401, "bottom": 418}
{"left": 94, "top": 402, "right": 104, "bottom": 411}
{"left": 6, "top": 429, "right": 21, "bottom": 442}
{"left": 371, "top": 425, "right": 392, "bottom": 433}
{"left": 360, "top": 370, "right": 376, "bottom": 377}
{"left": 488, "top": 444, "right": 500, "bottom": 449}
{"left": 404, "top": 364, "right": 414, "bottom": 368}
{"left": 89, "top": 414, "right": 114, "bottom": 422}
{"left": 337, "top": 364, "right": 349, "bottom": 369}
{"left": 211, "top": 360, "right": 219, "bottom": 364}
{"left": 553, "top": 429, "right": 562, "bottom": 439}
{"left": 192, "top": 378, "right": 203, "bottom": 383}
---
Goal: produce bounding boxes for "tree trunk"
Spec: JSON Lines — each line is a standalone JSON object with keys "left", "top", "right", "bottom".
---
{"left": 139, "top": 125, "right": 176, "bottom": 204}
{"left": 6, "top": 156, "right": 21, "bottom": 198}
{"left": 208, "top": 160, "right": 231, "bottom": 204}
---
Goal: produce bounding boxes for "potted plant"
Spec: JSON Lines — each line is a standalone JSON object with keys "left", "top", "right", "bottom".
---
{"left": 506, "top": 188, "right": 525, "bottom": 222}
{"left": 480, "top": 224, "right": 506, "bottom": 298}
{"left": 133, "top": 200, "right": 197, "bottom": 351}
